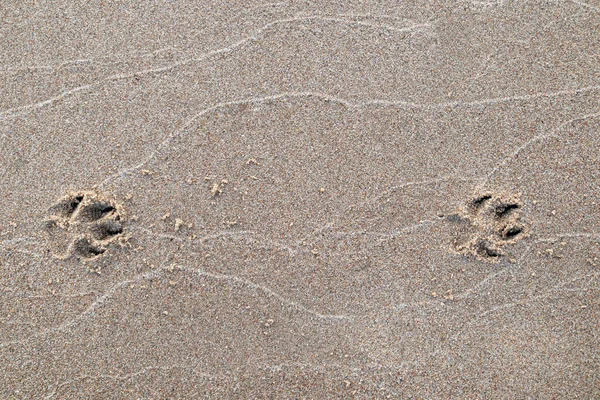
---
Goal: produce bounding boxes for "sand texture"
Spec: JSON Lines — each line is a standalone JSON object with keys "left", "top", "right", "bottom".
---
{"left": 1, "top": 1, "right": 599, "bottom": 398}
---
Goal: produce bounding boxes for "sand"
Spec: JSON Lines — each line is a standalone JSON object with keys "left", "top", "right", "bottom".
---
{"left": 1, "top": 1, "right": 599, "bottom": 398}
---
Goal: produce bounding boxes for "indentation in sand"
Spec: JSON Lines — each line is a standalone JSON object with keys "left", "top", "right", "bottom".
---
{"left": 449, "top": 192, "right": 528, "bottom": 260}
{"left": 44, "top": 190, "right": 127, "bottom": 261}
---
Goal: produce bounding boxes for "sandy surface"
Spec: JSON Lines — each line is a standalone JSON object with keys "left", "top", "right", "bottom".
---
{"left": 1, "top": 1, "right": 599, "bottom": 398}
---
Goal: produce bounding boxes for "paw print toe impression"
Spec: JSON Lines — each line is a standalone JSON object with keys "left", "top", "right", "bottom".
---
{"left": 450, "top": 193, "right": 527, "bottom": 261}
{"left": 44, "top": 191, "right": 125, "bottom": 260}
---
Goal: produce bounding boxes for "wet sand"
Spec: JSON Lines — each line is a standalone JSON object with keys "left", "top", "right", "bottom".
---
{"left": 1, "top": 1, "right": 599, "bottom": 398}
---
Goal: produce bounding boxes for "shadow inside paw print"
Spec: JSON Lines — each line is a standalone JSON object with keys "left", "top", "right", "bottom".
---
{"left": 449, "top": 193, "right": 527, "bottom": 261}
{"left": 44, "top": 191, "right": 126, "bottom": 260}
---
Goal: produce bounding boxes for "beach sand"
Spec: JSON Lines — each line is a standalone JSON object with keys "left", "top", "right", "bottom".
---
{"left": 1, "top": 1, "right": 599, "bottom": 398}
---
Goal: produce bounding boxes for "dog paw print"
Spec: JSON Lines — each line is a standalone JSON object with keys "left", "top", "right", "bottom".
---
{"left": 44, "top": 191, "right": 126, "bottom": 260}
{"left": 448, "top": 193, "right": 527, "bottom": 261}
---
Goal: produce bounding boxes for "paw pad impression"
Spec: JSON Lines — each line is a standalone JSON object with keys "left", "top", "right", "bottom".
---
{"left": 449, "top": 193, "right": 527, "bottom": 261}
{"left": 44, "top": 191, "right": 126, "bottom": 260}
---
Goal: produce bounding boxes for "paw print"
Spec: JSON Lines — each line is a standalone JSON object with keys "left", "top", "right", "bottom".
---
{"left": 449, "top": 193, "right": 527, "bottom": 261}
{"left": 44, "top": 191, "right": 125, "bottom": 260}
